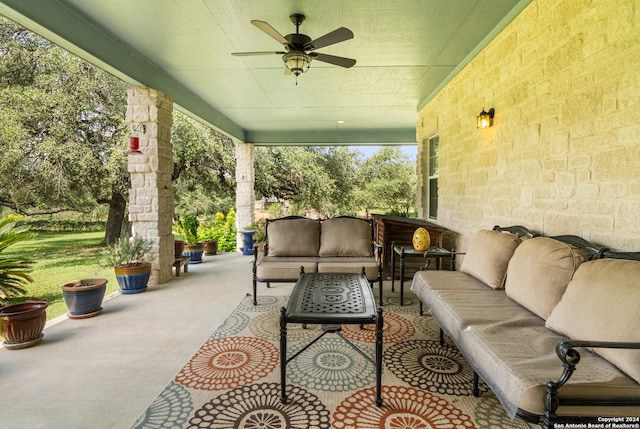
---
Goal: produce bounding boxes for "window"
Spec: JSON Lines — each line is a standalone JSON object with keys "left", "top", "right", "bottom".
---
{"left": 428, "top": 135, "right": 439, "bottom": 220}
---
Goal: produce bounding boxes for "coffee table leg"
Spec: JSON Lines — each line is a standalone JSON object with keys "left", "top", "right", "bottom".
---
{"left": 279, "top": 307, "right": 288, "bottom": 403}
{"left": 399, "top": 251, "right": 405, "bottom": 305}
{"left": 375, "top": 308, "right": 384, "bottom": 407}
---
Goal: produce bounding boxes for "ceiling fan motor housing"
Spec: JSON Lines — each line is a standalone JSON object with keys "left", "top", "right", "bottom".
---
{"left": 283, "top": 32, "right": 313, "bottom": 76}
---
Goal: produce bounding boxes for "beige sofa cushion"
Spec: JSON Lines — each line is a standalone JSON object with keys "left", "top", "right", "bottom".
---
{"left": 318, "top": 258, "right": 379, "bottom": 280}
{"left": 319, "top": 217, "right": 372, "bottom": 257}
{"left": 256, "top": 257, "right": 318, "bottom": 280}
{"left": 267, "top": 218, "right": 320, "bottom": 257}
{"left": 460, "top": 229, "right": 521, "bottom": 289}
{"left": 505, "top": 237, "right": 588, "bottom": 319}
{"left": 546, "top": 259, "right": 640, "bottom": 383}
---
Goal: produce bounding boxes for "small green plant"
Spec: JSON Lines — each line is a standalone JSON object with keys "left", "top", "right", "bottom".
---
{"left": 174, "top": 214, "right": 200, "bottom": 246}
{"left": 198, "top": 210, "right": 237, "bottom": 252}
{"left": 0, "top": 216, "right": 36, "bottom": 306}
{"left": 101, "top": 235, "right": 152, "bottom": 268}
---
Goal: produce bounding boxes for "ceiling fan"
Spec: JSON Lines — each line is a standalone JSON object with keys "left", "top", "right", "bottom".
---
{"left": 232, "top": 14, "right": 356, "bottom": 77}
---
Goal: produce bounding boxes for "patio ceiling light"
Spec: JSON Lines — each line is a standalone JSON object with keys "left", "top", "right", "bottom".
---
{"left": 283, "top": 51, "right": 311, "bottom": 76}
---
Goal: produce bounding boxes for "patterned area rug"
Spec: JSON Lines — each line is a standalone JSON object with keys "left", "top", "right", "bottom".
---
{"left": 132, "top": 293, "right": 529, "bottom": 429}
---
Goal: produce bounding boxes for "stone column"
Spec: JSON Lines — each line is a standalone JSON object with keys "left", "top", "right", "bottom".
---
{"left": 126, "top": 87, "right": 174, "bottom": 284}
{"left": 235, "top": 141, "right": 255, "bottom": 251}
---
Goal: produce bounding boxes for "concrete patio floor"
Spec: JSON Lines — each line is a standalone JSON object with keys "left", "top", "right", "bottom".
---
{"left": 0, "top": 251, "right": 297, "bottom": 429}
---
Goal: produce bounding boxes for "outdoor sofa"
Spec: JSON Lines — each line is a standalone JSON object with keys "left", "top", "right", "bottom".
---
{"left": 410, "top": 225, "right": 640, "bottom": 428}
{"left": 251, "top": 215, "right": 383, "bottom": 306}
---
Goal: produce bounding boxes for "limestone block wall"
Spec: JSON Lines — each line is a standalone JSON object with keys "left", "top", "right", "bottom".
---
{"left": 235, "top": 141, "right": 255, "bottom": 251}
{"left": 126, "top": 87, "right": 174, "bottom": 284}
{"left": 417, "top": 0, "right": 640, "bottom": 253}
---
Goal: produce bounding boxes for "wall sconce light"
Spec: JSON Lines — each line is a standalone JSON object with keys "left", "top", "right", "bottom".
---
{"left": 127, "top": 123, "right": 146, "bottom": 155}
{"left": 477, "top": 108, "right": 495, "bottom": 129}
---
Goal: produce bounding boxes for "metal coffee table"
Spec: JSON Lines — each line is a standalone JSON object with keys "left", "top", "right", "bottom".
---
{"left": 280, "top": 271, "right": 384, "bottom": 406}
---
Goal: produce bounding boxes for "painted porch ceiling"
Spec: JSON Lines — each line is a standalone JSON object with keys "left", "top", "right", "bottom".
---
{"left": 0, "top": 0, "right": 530, "bottom": 145}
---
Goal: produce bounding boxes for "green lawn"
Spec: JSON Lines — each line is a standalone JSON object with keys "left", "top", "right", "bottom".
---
{"left": 3, "top": 231, "right": 118, "bottom": 320}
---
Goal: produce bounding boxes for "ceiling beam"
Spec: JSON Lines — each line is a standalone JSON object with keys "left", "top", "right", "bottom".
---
{"left": 246, "top": 129, "right": 416, "bottom": 146}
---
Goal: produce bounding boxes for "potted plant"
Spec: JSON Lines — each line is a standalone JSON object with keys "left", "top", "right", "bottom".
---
{"left": 239, "top": 219, "right": 266, "bottom": 255}
{"left": 61, "top": 278, "right": 108, "bottom": 319}
{"left": 198, "top": 214, "right": 224, "bottom": 256}
{"left": 174, "top": 215, "right": 203, "bottom": 263}
{"left": 203, "top": 240, "right": 218, "bottom": 256}
{"left": 101, "top": 235, "right": 152, "bottom": 294}
{"left": 0, "top": 216, "right": 48, "bottom": 350}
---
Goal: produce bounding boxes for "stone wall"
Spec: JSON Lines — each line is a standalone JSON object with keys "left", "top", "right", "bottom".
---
{"left": 417, "top": 0, "right": 640, "bottom": 252}
{"left": 127, "top": 87, "right": 174, "bottom": 284}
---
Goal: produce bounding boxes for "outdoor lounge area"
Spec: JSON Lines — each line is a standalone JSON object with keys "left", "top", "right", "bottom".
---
{"left": 1, "top": 0, "right": 640, "bottom": 427}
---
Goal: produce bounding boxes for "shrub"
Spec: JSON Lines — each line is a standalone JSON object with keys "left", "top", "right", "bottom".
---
{"left": 100, "top": 235, "right": 152, "bottom": 268}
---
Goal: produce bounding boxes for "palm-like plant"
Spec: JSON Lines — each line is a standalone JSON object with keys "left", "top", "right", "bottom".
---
{"left": 0, "top": 217, "right": 36, "bottom": 305}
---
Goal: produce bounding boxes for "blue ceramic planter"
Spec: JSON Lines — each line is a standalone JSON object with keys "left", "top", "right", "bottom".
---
{"left": 61, "top": 278, "right": 108, "bottom": 318}
{"left": 241, "top": 230, "right": 257, "bottom": 256}
{"left": 115, "top": 262, "right": 151, "bottom": 294}
{"left": 183, "top": 244, "right": 204, "bottom": 264}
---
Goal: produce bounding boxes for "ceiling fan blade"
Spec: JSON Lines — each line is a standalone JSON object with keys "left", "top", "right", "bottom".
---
{"left": 251, "top": 20, "right": 290, "bottom": 46}
{"left": 232, "top": 51, "right": 285, "bottom": 56}
{"left": 304, "top": 27, "right": 354, "bottom": 51}
{"left": 311, "top": 53, "right": 356, "bottom": 68}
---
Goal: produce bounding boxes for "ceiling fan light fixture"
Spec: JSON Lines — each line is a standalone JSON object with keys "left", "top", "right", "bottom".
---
{"left": 283, "top": 52, "right": 311, "bottom": 76}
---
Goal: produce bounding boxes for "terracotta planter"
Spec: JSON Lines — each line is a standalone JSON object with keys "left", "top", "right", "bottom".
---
{"left": 174, "top": 240, "right": 185, "bottom": 258}
{"left": 114, "top": 262, "right": 151, "bottom": 294}
{"left": 0, "top": 301, "right": 48, "bottom": 350}
{"left": 204, "top": 240, "right": 218, "bottom": 256}
{"left": 61, "top": 278, "right": 108, "bottom": 319}
{"left": 183, "top": 243, "right": 204, "bottom": 264}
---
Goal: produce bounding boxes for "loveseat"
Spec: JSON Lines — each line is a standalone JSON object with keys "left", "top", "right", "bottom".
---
{"left": 251, "top": 216, "right": 383, "bottom": 305}
{"left": 410, "top": 226, "right": 640, "bottom": 428}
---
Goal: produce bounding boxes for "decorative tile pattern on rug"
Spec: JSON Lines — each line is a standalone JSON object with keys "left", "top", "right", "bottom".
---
{"left": 132, "top": 293, "right": 529, "bottom": 429}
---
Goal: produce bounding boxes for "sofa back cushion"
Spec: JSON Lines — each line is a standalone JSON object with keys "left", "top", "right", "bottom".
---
{"left": 460, "top": 229, "right": 521, "bottom": 289}
{"left": 546, "top": 259, "right": 640, "bottom": 383}
{"left": 505, "top": 237, "right": 588, "bottom": 319}
{"left": 319, "top": 217, "right": 373, "bottom": 257}
{"left": 267, "top": 218, "right": 320, "bottom": 257}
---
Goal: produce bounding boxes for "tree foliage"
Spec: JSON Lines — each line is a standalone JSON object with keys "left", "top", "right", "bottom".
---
{"left": 171, "top": 113, "right": 236, "bottom": 217}
{"left": 358, "top": 147, "right": 417, "bottom": 216}
{"left": 0, "top": 19, "right": 130, "bottom": 222}
{"left": 255, "top": 145, "right": 416, "bottom": 217}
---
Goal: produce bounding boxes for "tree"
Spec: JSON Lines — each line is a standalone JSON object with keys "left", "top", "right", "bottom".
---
{"left": 254, "top": 145, "right": 417, "bottom": 217}
{"left": 358, "top": 147, "right": 417, "bottom": 216}
{"left": 254, "top": 146, "right": 341, "bottom": 217}
{"left": 171, "top": 112, "right": 236, "bottom": 217}
{"left": 0, "top": 19, "right": 130, "bottom": 243}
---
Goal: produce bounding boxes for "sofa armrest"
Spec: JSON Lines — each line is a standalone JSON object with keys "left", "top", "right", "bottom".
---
{"left": 543, "top": 339, "right": 640, "bottom": 426}
{"left": 372, "top": 240, "right": 383, "bottom": 264}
